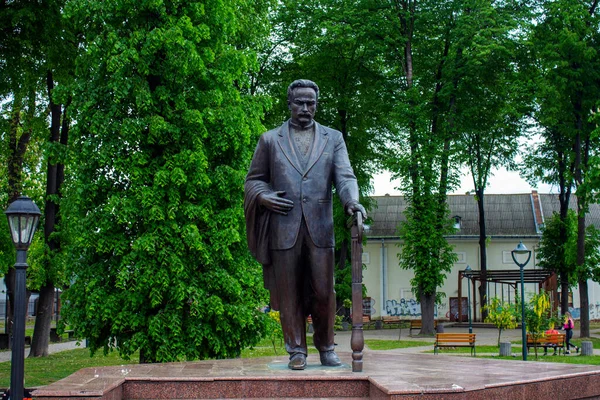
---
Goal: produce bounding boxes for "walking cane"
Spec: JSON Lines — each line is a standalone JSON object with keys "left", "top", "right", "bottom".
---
{"left": 350, "top": 212, "right": 364, "bottom": 372}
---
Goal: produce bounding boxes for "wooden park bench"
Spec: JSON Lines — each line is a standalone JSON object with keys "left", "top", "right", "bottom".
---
{"left": 308, "top": 315, "right": 373, "bottom": 331}
{"left": 381, "top": 315, "right": 402, "bottom": 328}
{"left": 526, "top": 333, "right": 566, "bottom": 355}
{"left": 434, "top": 333, "right": 476, "bottom": 356}
{"left": 409, "top": 319, "right": 437, "bottom": 336}
{"left": 361, "top": 315, "right": 374, "bottom": 330}
{"left": 50, "top": 327, "right": 75, "bottom": 342}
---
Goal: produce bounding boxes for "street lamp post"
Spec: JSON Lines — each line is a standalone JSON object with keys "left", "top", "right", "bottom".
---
{"left": 465, "top": 265, "right": 473, "bottom": 334}
{"left": 5, "top": 196, "right": 41, "bottom": 400}
{"left": 511, "top": 241, "right": 532, "bottom": 361}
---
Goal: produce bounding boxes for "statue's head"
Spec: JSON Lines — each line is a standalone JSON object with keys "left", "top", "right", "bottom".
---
{"left": 287, "top": 79, "right": 319, "bottom": 127}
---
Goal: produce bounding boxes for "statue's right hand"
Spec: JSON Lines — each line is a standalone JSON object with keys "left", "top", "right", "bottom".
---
{"left": 258, "top": 191, "right": 294, "bottom": 215}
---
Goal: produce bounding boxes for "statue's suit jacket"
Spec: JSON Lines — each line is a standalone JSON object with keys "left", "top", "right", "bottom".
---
{"left": 245, "top": 119, "right": 359, "bottom": 251}
{"left": 244, "top": 120, "right": 359, "bottom": 308}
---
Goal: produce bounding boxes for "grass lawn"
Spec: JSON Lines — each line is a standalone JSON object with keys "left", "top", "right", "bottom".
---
{"left": 365, "top": 339, "right": 432, "bottom": 350}
{"left": 0, "top": 347, "right": 140, "bottom": 387}
{"left": 423, "top": 344, "right": 505, "bottom": 354}
{"left": 0, "top": 337, "right": 296, "bottom": 388}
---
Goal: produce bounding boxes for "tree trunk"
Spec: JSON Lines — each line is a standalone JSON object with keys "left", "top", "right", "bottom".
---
{"left": 419, "top": 292, "right": 436, "bottom": 336}
{"left": 476, "top": 188, "right": 488, "bottom": 321}
{"left": 560, "top": 273, "right": 569, "bottom": 315}
{"left": 572, "top": 89, "right": 589, "bottom": 337}
{"left": 29, "top": 283, "right": 55, "bottom": 356}
{"left": 557, "top": 142, "right": 571, "bottom": 315}
{"left": 30, "top": 71, "right": 69, "bottom": 357}
{"left": 579, "top": 278, "right": 589, "bottom": 338}
{"left": 576, "top": 186, "right": 589, "bottom": 338}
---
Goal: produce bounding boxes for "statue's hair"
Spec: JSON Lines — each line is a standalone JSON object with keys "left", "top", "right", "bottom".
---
{"left": 287, "top": 79, "right": 319, "bottom": 102}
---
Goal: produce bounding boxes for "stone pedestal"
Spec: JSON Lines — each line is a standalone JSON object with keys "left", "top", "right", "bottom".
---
{"left": 581, "top": 341, "right": 593, "bottom": 356}
{"left": 500, "top": 341, "right": 512, "bottom": 357}
{"left": 32, "top": 351, "right": 600, "bottom": 400}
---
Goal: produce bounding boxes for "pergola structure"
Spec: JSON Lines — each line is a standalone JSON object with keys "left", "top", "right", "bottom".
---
{"left": 458, "top": 269, "right": 557, "bottom": 322}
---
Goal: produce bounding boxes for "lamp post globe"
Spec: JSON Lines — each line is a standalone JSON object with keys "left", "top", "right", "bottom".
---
{"left": 511, "top": 241, "right": 532, "bottom": 361}
{"left": 5, "top": 196, "right": 41, "bottom": 249}
{"left": 5, "top": 195, "right": 41, "bottom": 400}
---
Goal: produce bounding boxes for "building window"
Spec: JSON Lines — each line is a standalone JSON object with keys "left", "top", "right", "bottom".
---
{"left": 453, "top": 215, "right": 462, "bottom": 230}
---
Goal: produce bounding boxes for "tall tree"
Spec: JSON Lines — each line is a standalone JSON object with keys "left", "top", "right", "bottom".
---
{"left": 522, "top": 128, "right": 575, "bottom": 314}
{"left": 528, "top": 0, "right": 600, "bottom": 336}
{"left": 61, "top": 0, "right": 271, "bottom": 362}
{"left": 23, "top": 0, "right": 77, "bottom": 358}
{"left": 381, "top": 0, "right": 462, "bottom": 334}
{"left": 255, "top": 0, "right": 393, "bottom": 307}
{"left": 0, "top": 0, "right": 49, "bottom": 347}
{"left": 453, "top": 0, "right": 531, "bottom": 320}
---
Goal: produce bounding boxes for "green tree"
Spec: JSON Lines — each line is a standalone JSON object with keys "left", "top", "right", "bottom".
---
{"left": 265, "top": 310, "right": 283, "bottom": 355}
{"left": 484, "top": 297, "right": 518, "bottom": 347}
{"left": 452, "top": 1, "right": 532, "bottom": 319}
{"left": 537, "top": 211, "right": 578, "bottom": 301}
{"left": 539, "top": 211, "right": 600, "bottom": 320}
{"left": 528, "top": 0, "right": 600, "bottom": 337}
{"left": 0, "top": 0, "right": 53, "bottom": 349}
{"left": 60, "top": 0, "right": 270, "bottom": 363}
{"left": 256, "top": 0, "right": 391, "bottom": 306}
{"left": 566, "top": 221, "right": 600, "bottom": 306}
{"left": 522, "top": 129, "right": 575, "bottom": 314}
{"left": 525, "top": 292, "right": 555, "bottom": 359}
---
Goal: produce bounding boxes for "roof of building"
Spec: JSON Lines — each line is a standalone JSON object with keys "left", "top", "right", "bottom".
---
{"left": 538, "top": 194, "right": 600, "bottom": 228}
{"left": 367, "top": 192, "right": 600, "bottom": 239}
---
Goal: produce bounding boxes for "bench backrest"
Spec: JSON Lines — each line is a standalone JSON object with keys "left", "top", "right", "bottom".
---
{"left": 527, "top": 333, "right": 565, "bottom": 345}
{"left": 410, "top": 320, "right": 437, "bottom": 327}
{"left": 435, "top": 333, "right": 476, "bottom": 344}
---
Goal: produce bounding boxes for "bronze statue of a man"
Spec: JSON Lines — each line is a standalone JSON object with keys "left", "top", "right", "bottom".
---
{"left": 244, "top": 79, "right": 365, "bottom": 370}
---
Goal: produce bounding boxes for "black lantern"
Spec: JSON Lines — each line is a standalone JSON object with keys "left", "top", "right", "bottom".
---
{"left": 5, "top": 195, "right": 41, "bottom": 400}
{"left": 5, "top": 196, "right": 41, "bottom": 250}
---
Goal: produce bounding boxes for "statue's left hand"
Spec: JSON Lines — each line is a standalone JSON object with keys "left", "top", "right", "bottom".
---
{"left": 346, "top": 201, "right": 367, "bottom": 219}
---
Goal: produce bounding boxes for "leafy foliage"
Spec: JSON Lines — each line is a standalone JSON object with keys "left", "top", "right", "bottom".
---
{"left": 525, "top": 292, "right": 557, "bottom": 359}
{"left": 60, "top": 0, "right": 270, "bottom": 363}
{"left": 484, "top": 297, "right": 519, "bottom": 347}
{"left": 523, "top": 0, "right": 600, "bottom": 334}
{"left": 538, "top": 211, "right": 578, "bottom": 284}
{"left": 265, "top": 310, "right": 283, "bottom": 354}
{"left": 400, "top": 195, "right": 457, "bottom": 299}
{"left": 539, "top": 211, "right": 600, "bottom": 288}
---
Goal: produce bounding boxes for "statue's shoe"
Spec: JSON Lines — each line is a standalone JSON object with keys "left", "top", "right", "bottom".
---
{"left": 320, "top": 350, "right": 341, "bottom": 366}
{"left": 288, "top": 353, "right": 307, "bottom": 370}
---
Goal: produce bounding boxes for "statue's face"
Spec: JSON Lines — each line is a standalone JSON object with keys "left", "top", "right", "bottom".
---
{"left": 289, "top": 87, "right": 317, "bottom": 127}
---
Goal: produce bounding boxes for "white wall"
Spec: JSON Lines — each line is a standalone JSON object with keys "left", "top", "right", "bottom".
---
{"left": 361, "top": 237, "right": 597, "bottom": 320}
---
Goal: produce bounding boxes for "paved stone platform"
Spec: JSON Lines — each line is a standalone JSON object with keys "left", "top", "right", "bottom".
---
{"left": 32, "top": 350, "right": 600, "bottom": 399}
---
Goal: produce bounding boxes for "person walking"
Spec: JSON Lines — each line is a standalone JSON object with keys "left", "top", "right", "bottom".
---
{"left": 563, "top": 312, "right": 579, "bottom": 354}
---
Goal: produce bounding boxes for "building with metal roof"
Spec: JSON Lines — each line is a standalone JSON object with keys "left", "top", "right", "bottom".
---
{"left": 361, "top": 191, "right": 600, "bottom": 322}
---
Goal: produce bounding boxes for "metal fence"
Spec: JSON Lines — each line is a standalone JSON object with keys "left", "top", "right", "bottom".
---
{"left": 0, "top": 295, "right": 46, "bottom": 320}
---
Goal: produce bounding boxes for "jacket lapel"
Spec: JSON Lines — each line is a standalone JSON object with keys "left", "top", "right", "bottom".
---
{"left": 304, "top": 122, "right": 328, "bottom": 174}
{"left": 277, "top": 120, "right": 304, "bottom": 175}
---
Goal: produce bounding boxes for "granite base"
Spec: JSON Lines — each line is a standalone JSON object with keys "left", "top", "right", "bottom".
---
{"left": 31, "top": 351, "right": 600, "bottom": 399}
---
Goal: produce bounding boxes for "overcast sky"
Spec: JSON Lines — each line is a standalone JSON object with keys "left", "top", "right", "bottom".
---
{"left": 372, "top": 167, "right": 556, "bottom": 196}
